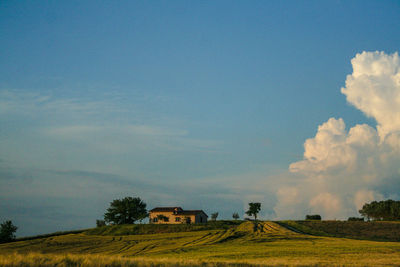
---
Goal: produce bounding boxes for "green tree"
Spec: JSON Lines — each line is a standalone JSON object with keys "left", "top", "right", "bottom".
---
{"left": 104, "top": 197, "right": 148, "bottom": 225}
{"left": 0, "top": 220, "right": 17, "bottom": 243}
{"left": 211, "top": 212, "right": 219, "bottom": 221}
{"left": 359, "top": 199, "right": 400, "bottom": 221}
{"left": 232, "top": 212, "right": 240, "bottom": 220}
{"left": 246, "top": 202, "right": 261, "bottom": 220}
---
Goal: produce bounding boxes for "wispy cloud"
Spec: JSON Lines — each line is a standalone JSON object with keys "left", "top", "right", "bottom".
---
{"left": 0, "top": 88, "right": 221, "bottom": 154}
{"left": 0, "top": 87, "right": 230, "bottom": 235}
{"left": 45, "top": 125, "right": 188, "bottom": 138}
{"left": 0, "top": 90, "right": 112, "bottom": 115}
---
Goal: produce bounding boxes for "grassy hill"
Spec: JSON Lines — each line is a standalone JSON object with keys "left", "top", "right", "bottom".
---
{"left": 2, "top": 221, "right": 400, "bottom": 266}
{"left": 278, "top": 220, "right": 400, "bottom": 242}
{"left": 85, "top": 220, "right": 242, "bottom": 236}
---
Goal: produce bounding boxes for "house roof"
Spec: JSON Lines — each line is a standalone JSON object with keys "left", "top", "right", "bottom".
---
{"left": 150, "top": 207, "right": 208, "bottom": 217}
{"left": 150, "top": 207, "right": 183, "bottom": 212}
{"left": 177, "top": 210, "right": 208, "bottom": 217}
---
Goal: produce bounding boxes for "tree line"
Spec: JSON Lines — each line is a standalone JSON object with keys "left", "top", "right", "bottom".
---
{"left": 304, "top": 200, "right": 400, "bottom": 222}
{"left": 359, "top": 199, "right": 400, "bottom": 221}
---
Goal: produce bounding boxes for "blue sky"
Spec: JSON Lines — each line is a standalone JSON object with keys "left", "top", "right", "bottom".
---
{"left": 1, "top": 1, "right": 399, "bottom": 236}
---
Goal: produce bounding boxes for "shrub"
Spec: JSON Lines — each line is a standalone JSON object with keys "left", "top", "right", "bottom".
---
{"left": 305, "top": 214, "right": 321, "bottom": 220}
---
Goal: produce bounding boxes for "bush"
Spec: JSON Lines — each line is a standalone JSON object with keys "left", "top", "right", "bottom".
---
{"left": 306, "top": 214, "right": 321, "bottom": 220}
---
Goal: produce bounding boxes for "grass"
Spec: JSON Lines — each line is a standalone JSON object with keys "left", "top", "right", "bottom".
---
{"left": 85, "top": 220, "right": 242, "bottom": 236}
{"left": 278, "top": 220, "right": 400, "bottom": 241}
{"left": 1, "top": 221, "right": 400, "bottom": 266}
{"left": 14, "top": 229, "right": 89, "bottom": 242}
{"left": 0, "top": 252, "right": 241, "bottom": 267}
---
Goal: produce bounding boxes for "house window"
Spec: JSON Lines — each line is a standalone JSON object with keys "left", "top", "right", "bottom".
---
{"left": 175, "top": 217, "right": 181, "bottom": 222}
{"left": 164, "top": 217, "right": 169, "bottom": 222}
{"left": 153, "top": 218, "right": 158, "bottom": 222}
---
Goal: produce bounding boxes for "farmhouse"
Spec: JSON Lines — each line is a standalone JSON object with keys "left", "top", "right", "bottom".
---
{"left": 149, "top": 207, "right": 208, "bottom": 224}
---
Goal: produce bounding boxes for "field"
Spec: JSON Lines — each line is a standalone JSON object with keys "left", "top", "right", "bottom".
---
{"left": 1, "top": 221, "right": 400, "bottom": 266}
{"left": 278, "top": 220, "right": 400, "bottom": 242}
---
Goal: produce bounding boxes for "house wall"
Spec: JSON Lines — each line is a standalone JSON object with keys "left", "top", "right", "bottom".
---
{"left": 150, "top": 212, "right": 205, "bottom": 224}
{"left": 195, "top": 213, "right": 208, "bottom": 223}
{"left": 149, "top": 211, "right": 176, "bottom": 224}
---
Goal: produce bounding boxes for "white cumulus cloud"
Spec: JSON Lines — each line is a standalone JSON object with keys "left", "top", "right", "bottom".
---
{"left": 274, "top": 51, "right": 400, "bottom": 220}
{"left": 309, "top": 193, "right": 342, "bottom": 218}
{"left": 341, "top": 51, "right": 400, "bottom": 139}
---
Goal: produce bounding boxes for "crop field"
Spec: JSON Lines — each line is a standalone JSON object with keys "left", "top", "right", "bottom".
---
{"left": 278, "top": 220, "right": 400, "bottom": 242}
{"left": 1, "top": 221, "right": 400, "bottom": 266}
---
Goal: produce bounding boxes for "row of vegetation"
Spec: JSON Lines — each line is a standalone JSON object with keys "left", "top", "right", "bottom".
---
{"left": 278, "top": 220, "right": 400, "bottom": 242}
{"left": 359, "top": 199, "right": 400, "bottom": 220}
{"left": 290, "top": 199, "right": 400, "bottom": 222}
{"left": 87, "top": 220, "right": 242, "bottom": 236}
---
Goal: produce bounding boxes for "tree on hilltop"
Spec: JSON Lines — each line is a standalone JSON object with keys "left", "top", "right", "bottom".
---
{"left": 104, "top": 197, "right": 148, "bottom": 225}
{"left": 0, "top": 220, "right": 17, "bottom": 243}
{"left": 211, "top": 212, "right": 219, "bottom": 221}
{"left": 232, "top": 212, "right": 240, "bottom": 220}
{"left": 246, "top": 203, "right": 261, "bottom": 220}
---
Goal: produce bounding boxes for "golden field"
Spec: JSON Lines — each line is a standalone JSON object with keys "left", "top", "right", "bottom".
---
{"left": 1, "top": 221, "right": 400, "bottom": 266}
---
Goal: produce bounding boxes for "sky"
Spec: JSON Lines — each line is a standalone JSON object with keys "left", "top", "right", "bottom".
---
{"left": 0, "top": 0, "right": 399, "bottom": 236}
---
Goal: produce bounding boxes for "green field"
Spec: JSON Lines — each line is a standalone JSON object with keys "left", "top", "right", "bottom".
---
{"left": 1, "top": 221, "right": 400, "bottom": 266}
